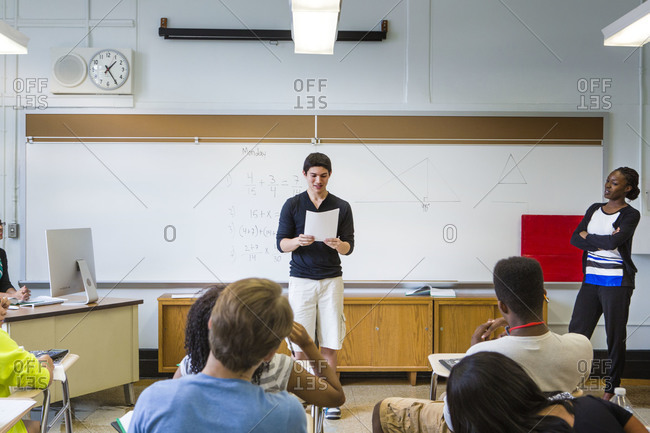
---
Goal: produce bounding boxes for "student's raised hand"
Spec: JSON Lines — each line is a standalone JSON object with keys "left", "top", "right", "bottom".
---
{"left": 288, "top": 322, "right": 315, "bottom": 350}
{"left": 470, "top": 317, "right": 507, "bottom": 346}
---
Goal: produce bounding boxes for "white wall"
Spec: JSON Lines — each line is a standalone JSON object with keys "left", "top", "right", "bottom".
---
{"left": 1, "top": 0, "right": 648, "bottom": 349}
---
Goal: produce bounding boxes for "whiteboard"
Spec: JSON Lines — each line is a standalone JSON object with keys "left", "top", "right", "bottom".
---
{"left": 25, "top": 141, "right": 602, "bottom": 283}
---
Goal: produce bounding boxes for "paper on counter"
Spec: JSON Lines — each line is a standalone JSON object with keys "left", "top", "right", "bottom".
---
{"left": 304, "top": 209, "right": 339, "bottom": 241}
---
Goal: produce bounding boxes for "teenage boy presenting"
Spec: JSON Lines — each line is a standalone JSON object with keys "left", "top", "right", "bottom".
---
{"left": 277, "top": 152, "right": 355, "bottom": 419}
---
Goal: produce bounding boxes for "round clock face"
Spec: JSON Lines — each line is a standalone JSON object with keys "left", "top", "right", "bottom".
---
{"left": 88, "top": 49, "right": 130, "bottom": 90}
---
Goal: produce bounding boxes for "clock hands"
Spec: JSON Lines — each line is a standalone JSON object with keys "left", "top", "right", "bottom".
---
{"left": 104, "top": 61, "right": 118, "bottom": 85}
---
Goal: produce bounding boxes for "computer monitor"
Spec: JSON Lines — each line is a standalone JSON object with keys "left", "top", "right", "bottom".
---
{"left": 46, "top": 228, "right": 98, "bottom": 304}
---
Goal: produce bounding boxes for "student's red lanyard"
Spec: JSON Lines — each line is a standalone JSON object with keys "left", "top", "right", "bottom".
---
{"left": 505, "top": 321, "right": 545, "bottom": 336}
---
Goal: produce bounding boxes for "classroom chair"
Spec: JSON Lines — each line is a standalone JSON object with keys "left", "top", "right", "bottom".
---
{"left": 8, "top": 353, "right": 79, "bottom": 433}
{"left": 293, "top": 360, "right": 324, "bottom": 433}
{"left": 428, "top": 353, "right": 586, "bottom": 401}
{"left": 427, "top": 353, "right": 465, "bottom": 400}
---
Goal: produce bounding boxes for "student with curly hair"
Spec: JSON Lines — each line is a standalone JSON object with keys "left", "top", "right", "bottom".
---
{"left": 173, "top": 284, "right": 344, "bottom": 407}
{"left": 569, "top": 167, "right": 641, "bottom": 400}
{"left": 445, "top": 352, "right": 646, "bottom": 433}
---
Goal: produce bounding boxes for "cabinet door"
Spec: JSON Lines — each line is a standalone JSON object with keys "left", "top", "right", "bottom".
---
{"left": 339, "top": 303, "right": 373, "bottom": 367}
{"left": 435, "top": 300, "right": 500, "bottom": 353}
{"left": 339, "top": 300, "right": 432, "bottom": 369}
{"left": 373, "top": 302, "right": 432, "bottom": 367}
{"left": 159, "top": 303, "right": 192, "bottom": 372}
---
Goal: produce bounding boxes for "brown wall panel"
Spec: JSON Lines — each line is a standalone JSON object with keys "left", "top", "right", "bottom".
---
{"left": 26, "top": 114, "right": 315, "bottom": 142}
{"left": 26, "top": 114, "right": 603, "bottom": 145}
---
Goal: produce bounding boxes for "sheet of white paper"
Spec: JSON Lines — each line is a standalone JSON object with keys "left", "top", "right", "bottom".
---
{"left": 304, "top": 209, "right": 339, "bottom": 242}
{"left": 0, "top": 399, "right": 36, "bottom": 426}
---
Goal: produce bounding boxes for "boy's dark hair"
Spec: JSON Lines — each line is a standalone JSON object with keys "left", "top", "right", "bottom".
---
{"left": 183, "top": 285, "right": 226, "bottom": 374}
{"left": 209, "top": 278, "right": 293, "bottom": 372}
{"left": 493, "top": 256, "right": 544, "bottom": 322}
{"left": 303, "top": 152, "right": 332, "bottom": 173}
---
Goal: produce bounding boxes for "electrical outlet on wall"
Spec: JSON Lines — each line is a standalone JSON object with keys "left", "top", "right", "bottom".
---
{"left": 7, "top": 223, "right": 18, "bottom": 238}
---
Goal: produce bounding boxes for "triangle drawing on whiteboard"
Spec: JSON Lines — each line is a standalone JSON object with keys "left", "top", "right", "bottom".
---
{"left": 498, "top": 154, "right": 527, "bottom": 184}
{"left": 356, "top": 158, "right": 460, "bottom": 204}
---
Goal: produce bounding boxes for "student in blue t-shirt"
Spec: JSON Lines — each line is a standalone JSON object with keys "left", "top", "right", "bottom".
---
{"left": 129, "top": 278, "right": 307, "bottom": 433}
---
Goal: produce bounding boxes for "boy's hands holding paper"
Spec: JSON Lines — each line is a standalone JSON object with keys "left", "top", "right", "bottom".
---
{"left": 297, "top": 234, "right": 315, "bottom": 247}
{"left": 324, "top": 237, "right": 351, "bottom": 254}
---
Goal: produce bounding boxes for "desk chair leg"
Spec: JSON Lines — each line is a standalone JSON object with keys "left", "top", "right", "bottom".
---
{"left": 124, "top": 383, "right": 135, "bottom": 405}
{"left": 429, "top": 372, "right": 438, "bottom": 401}
{"left": 311, "top": 405, "right": 324, "bottom": 433}
{"left": 40, "top": 389, "right": 51, "bottom": 433}
{"left": 61, "top": 379, "right": 73, "bottom": 433}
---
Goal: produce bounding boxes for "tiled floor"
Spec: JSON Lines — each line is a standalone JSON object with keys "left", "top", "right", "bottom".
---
{"left": 37, "top": 376, "right": 650, "bottom": 432}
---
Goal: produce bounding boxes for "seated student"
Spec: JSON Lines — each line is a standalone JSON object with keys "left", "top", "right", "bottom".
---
{"left": 130, "top": 278, "right": 307, "bottom": 433}
{"left": 173, "top": 285, "right": 345, "bottom": 408}
{"left": 0, "top": 219, "right": 30, "bottom": 301}
{"left": 373, "top": 256, "right": 593, "bottom": 433}
{"left": 446, "top": 351, "right": 647, "bottom": 433}
{"left": 0, "top": 297, "right": 54, "bottom": 433}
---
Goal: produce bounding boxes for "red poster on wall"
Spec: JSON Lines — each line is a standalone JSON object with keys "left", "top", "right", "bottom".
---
{"left": 521, "top": 215, "right": 584, "bottom": 282}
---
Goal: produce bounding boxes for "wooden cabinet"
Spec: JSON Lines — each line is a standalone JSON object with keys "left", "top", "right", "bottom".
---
{"left": 158, "top": 293, "right": 547, "bottom": 380}
{"left": 433, "top": 296, "right": 548, "bottom": 353}
{"left": 158, "top": 295, "right": 195, "bottom": 373}
{"left": 158, "top": 293, "right": 433, "bottom": 384}
{"left": 338, "top": 296, "right": 433, "bottom": 385}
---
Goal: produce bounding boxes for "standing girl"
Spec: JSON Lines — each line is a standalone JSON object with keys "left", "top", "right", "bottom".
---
{"left": 569, "top": 167, "right": 640, "bottom": 400}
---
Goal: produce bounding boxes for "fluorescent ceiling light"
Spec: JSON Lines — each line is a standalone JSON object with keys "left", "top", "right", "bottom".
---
{"left": 291, "top": 0, "right": 341, "bottom": 55}
{"left": 602, "top": 1, "right": 650, "bottom": 47}
{"left": 0, "top": 20, "right": 28, "bottom": 54}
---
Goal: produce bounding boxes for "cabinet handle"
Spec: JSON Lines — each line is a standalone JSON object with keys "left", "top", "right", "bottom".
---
{"left": 375, "top": 327, "right": 379, "bottom": 331}
{"left": 440, "top": 327, "right": 444, "bottom": 331}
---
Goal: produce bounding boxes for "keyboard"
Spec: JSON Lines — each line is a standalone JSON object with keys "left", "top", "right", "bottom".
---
{"left": 439, "top": 358, "right": 462, "bottom": 371}
{"left": 11, "top": 296, "right": 66, "bottom": 307}
{"left": 30, "top": 349, "right": 69, "bottom": 364}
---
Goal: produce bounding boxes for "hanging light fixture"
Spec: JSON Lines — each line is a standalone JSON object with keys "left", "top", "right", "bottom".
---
{"left": 0, "top": 20, "right": 29, "bottom": 54}
{"left": 602, "top": 1, "right": 650, "bottom": 47}
{"left": 291, "top": 0, "right": 341, "bottom": 55}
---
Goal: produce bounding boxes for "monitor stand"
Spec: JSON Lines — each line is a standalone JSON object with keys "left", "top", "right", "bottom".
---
{"left": 77, "top": 259, "right": 99, "bottom": 304}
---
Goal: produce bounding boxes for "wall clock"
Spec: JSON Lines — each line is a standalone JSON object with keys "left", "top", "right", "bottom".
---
{"left": 50, "top": 48, "right": 133, "bottom": 95}
{"left": 88, "top": 49, "right": 130, "bottom": 90}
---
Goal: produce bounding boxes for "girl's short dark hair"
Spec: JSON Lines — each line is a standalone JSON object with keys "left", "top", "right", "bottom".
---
{"left": 447, "top": 352, "right": 574, "bottom": 433}
{"left": 614, "top": 167, "right": 640, "bottom": 200}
